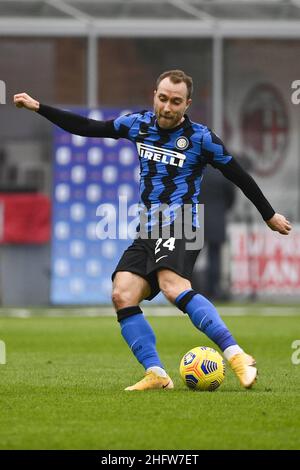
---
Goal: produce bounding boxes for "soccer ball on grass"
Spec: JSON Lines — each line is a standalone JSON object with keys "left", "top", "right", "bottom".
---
{"left": 180, "top": 346, "right": 225, "bottom": 391}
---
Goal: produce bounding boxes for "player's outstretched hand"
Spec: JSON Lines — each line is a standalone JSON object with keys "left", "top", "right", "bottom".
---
{"left": 14, "top": 93, "right": 40, "bottom": 111}
{"left": 266, "top": 213, "right": 292, "bottom": 235}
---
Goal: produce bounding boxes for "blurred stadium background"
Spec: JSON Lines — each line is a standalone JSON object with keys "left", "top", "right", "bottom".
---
{"left": 0, "top": 0, "right": 300, "bottom": 307}
{"left": 1, "top": 0, "right": 300, "bottom": 453}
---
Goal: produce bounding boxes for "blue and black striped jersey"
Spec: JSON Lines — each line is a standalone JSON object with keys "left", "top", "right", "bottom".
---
{"left": 37, "top": 104, "right": 275, "bottom": 224}
{"left": 113, "top": 110, "right": 232, "bottom": 228}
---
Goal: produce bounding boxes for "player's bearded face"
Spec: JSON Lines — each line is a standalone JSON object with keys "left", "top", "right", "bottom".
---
{"left": 154, "top": 78, "right": 191, "bottom": 129}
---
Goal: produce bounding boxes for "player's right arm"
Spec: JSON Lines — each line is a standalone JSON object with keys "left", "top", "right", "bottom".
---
{"left": 13, "top": 92, "right": 119, "bottom": 139}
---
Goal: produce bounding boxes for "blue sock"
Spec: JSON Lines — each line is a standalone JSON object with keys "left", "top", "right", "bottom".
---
{"left": 175, "top": 289, "right": 237, "bottom": 352}
{"left": 120, "top": 313, "right": 164, "bottom": 370}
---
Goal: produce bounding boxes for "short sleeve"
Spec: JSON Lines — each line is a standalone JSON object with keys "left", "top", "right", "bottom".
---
{"left": 201, "top": 129, "right": 233, "bottom": 167}
{"left": 113, "top": 113, "right": 140, "bottom": 139}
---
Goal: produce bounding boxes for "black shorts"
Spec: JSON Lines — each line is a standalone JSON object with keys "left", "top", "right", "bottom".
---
{"left": 112, "top": 235, "right": 200, "bottom": 300}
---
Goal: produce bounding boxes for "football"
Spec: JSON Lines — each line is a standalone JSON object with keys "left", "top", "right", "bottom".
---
{"left": 180, "top": 346, "right": 225, "bottom": 391}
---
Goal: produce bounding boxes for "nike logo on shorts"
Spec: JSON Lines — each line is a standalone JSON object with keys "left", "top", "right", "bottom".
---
{"left": 155, "top": 255, "right": 168, "bottom": 263}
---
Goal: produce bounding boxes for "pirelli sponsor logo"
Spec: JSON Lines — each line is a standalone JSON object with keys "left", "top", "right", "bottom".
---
{"left": 136, "top": 142, "right": 186, "bottom": 168}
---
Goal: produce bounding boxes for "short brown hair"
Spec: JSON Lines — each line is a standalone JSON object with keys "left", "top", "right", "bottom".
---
{"left": 156, "top": 69, "right": 193, "bottom": 100}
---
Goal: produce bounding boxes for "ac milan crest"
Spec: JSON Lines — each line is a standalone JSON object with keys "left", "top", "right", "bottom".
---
{"left": 241, "top": 84, "right": 289, "bottom": 177}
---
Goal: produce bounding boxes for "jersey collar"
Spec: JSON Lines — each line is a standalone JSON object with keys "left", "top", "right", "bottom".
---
{"left": 155, "top": 114, "right": 191, "bottom": 133}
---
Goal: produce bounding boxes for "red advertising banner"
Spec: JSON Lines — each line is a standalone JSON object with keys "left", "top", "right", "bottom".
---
{"left": 229, "top": 224, "right": 300, "bottom": 295}
{"left": 0, "top": 193, "right": 51, "bottom": 244}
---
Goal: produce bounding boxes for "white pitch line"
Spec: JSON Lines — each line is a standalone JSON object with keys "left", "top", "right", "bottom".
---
{"left": 0, "top": 306, "right": 299, "bottom": 318}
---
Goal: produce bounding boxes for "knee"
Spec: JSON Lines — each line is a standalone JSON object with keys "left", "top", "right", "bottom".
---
{"left": 158, "top": 270, "right": 191, "bottom": 304}
{"left": 111, "top": 286, "right": 135, "bottom": 310}
{"left": 159, "top": 278, "right": 181, "bottom": 303}
{"left": 112, "top": 272, "right": 150, "bottom": 310}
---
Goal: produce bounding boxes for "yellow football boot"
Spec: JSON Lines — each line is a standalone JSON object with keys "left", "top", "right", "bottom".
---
{"left": 125, "top": 371, "right": 174, "bottom": 391}
{"left": 229, "top": 353, "right": 257, "bottom": 388}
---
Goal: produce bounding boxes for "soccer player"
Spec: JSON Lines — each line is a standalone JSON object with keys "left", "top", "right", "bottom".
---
{"left": 14, "top": 70, "right": 291, "bottom": 391}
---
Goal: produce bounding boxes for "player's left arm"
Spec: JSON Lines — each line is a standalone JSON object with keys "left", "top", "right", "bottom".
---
{"left": 202, "top": 129, "right": 292, "bottom": 235}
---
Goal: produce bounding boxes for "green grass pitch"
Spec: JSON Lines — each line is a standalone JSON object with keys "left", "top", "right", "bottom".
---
{"left": 0, "top": 309, "right": 300, "bottom": 450}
